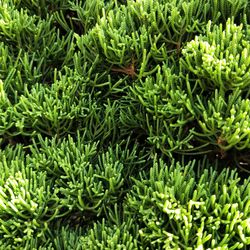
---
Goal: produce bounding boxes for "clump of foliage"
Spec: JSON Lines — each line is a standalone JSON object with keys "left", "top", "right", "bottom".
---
{"left": 0, "top": 0, "right": 250, "bottom": 249}
{"left": 127, "top": 158, "right": 250, "bottom": 249}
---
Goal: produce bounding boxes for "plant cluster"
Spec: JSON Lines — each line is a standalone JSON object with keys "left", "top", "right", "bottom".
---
{"left": 0, "top": 0, "right": 250, "bottom": 249}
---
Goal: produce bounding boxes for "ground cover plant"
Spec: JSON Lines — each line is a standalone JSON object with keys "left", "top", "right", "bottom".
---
{"left": 0, "top": 0, "right": 250, "bottom": 249}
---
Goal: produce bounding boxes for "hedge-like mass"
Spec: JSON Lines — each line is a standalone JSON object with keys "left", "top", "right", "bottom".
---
{"left": 0, "top": 0, "right": 250, "bottom": 249}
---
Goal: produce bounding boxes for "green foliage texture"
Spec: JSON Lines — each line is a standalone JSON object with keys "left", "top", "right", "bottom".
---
{"left": 0, "top": 0, "right": 250, "bottom": 249}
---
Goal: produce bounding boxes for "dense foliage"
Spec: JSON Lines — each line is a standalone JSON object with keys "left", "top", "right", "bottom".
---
{"left": 0, "top": 0, "right": 250, "bottom": 249}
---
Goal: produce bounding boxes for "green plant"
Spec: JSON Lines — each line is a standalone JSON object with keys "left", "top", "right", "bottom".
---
{"left": 0, "top": 0, "right": 249, "bottom": 248}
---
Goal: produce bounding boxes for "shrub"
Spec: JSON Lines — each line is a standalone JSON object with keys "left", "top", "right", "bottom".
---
{"left": 0, "top": 0, "right": 249, "bottom": 249}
